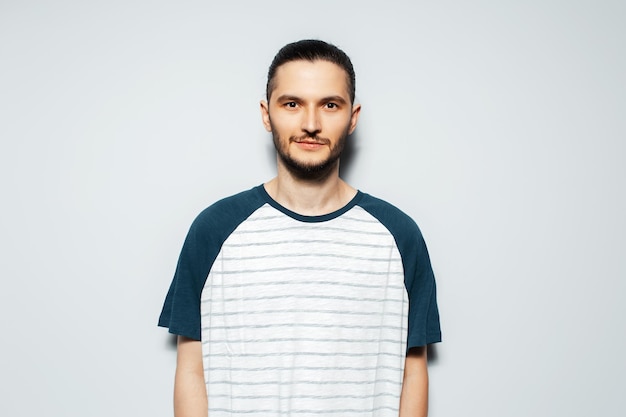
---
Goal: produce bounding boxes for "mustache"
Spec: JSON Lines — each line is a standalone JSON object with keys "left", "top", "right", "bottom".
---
{"left": 289, "top": 134, "right": 331, "bottom": 145}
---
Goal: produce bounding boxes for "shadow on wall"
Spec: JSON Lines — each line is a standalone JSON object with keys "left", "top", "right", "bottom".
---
{"left": 339, "top": 127, "right": 359, "bottom": 180}
{"left": 427, "top": 344, "right": 439, "bottom": 365}
{"left": 166, "top": 334, "right": 177, "bottom": 350}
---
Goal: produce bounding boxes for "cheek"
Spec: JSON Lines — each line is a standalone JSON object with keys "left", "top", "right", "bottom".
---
{"left": 327, "top": 117, "right": 352, "bottom": 135}
{"left": 272, "top": 125, "right": 293, "bottom": 141}
{"left": 270, "top": 122, "right": 296, "bottom": 143}
{"left": 269, "top": 115, "right": 298, "bottom": 133}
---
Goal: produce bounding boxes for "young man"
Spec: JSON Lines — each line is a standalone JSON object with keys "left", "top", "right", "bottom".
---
{"left": 159, "top": 39, "right": 441, "bottom": 417}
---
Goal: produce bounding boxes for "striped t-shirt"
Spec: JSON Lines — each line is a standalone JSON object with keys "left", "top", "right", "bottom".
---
{"left": 159, "top": 185, "right": 441, "bottom": 416}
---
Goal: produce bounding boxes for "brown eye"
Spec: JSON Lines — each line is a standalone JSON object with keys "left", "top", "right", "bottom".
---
{"left": 285, "top": 102, "right": 297, "bottom": 108}
{"left": 326, "top": 103, "right": 338, "bottom": 109}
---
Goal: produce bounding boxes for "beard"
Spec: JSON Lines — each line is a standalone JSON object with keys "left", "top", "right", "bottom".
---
{"left": 271, "top": 122, "right": 350, "bottom": 181}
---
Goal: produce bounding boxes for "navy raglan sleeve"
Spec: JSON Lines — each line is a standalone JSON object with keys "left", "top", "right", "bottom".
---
{"left": 402, "top": 225, "right": 441, "bottom": 349}
{"left": 359, "top": 194, "right": 441, "bottom": 350}
{"left": 158, "top": 186, "right": 268, "bottom": 341}
{"left": 158, "top": 211, "right": 217, "bottom": 341}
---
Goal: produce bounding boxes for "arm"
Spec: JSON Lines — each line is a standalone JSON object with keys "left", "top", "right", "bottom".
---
{"left": 174, "top": 336, "right": 207, "bottom": 417}
{"left": 399, "top": 346, "right": 429, "bottom": 417}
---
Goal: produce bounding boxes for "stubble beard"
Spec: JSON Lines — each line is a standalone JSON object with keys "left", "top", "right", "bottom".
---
{"left": 271, "top": 124, "right": 349, "bottom": 181}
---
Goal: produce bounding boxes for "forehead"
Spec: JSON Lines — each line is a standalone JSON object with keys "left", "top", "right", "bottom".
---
{"left": 271, "top": 60, "right": 350, "bottom": 100}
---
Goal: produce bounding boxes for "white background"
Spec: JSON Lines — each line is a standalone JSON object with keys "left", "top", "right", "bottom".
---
{"left": 1, "top": 1, "right": 624, "bottom": 416}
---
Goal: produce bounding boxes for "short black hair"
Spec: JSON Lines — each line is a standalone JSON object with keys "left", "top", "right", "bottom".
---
{"left": 266, "top": 39, "right": 356, "bottom": 104}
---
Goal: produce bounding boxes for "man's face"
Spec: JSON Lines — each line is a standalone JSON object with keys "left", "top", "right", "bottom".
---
{"left": 261, "top": 60, "right": 361, "bottom": 179}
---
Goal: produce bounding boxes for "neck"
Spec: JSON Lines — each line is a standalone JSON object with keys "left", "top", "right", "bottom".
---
{"left": 264, "top": 160, "right": 356, "bottom": 216}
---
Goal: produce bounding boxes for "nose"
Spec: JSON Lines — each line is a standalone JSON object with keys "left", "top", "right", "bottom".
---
{"left": 301, "top": 107, "right": 321, "bottom": 136}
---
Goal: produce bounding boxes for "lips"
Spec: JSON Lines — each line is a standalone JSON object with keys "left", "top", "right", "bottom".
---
{"left": 295, "top": 140, "right": 325, "bottom": 145}
{"left": 290, "top": 135, "right": 330, "bottom": 146}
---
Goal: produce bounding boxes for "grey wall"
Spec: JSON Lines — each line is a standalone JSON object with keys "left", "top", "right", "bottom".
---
{"left": 1, "top": 1, "right": 624, "bottom": 416}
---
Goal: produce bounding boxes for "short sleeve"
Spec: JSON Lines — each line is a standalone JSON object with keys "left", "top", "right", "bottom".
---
{"left": 403, "top": 230, "right": 441, "bottom": 349}
{"left": 158, "top": 213, "right": 217, "bottom": 340}
{"left": 158, "top": 186, "right": 268, "bottom": 340}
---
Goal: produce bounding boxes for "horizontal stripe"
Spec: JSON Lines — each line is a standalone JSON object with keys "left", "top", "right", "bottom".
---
{"left": 205, "top": 351, "right": 403, "bottom": 359}
{"left": 211, "top": 294, "right": 404, "bottom": 304}
{"left": 209, "top": 279, "right": 404, "bottom": 290}
{"left": 220, "top": 252, "right": 401, "bottom": 263}
{"left": 209, "top": 392, "right": 399, "bottom": 400}
{"left": 208, "top": 379, "right": 402, "bottom": 386}
{"left": 225, "top": 239, "right": 394, "bottom": 249}
{"left": 235, "top": 225, "right": 389, "bottom": 236}
{"left": 204, "top": 337, "right": 403, "bottom": 344}
{"left": 204, "top": 308, "right": 404, "bottom": 317}
{"left": 203, "top": 322, "right": 404, "bottom": 331}
{"left": 210, "top": 265, "right": 401, "bottom": 276}
{"left": 206, "top": 365, "right": 403, "bottom": 372}
{"left": 208, "top": 406, "right": 399, "bottom": 414}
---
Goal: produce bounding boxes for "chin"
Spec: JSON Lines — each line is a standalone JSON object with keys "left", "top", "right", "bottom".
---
{"left": 281, "top": 155, "right": 339, "bottom": 180}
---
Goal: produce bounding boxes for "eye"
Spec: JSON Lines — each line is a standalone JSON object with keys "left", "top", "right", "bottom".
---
{"left": 325, "top": 102, "right": 338, "bottom": 109}
{"left": 284, "top": 102, "right": 298, "bottom": 108}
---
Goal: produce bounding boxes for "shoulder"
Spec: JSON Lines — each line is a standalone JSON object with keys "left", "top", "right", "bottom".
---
{"left": 357, "top": 192, "right": 423, "bottom": 240}
{"left": 189, "top": 185, "right": 268, "bottom": 235}
{"left": 357, "top": 193, "right": 434, "bottom": 290}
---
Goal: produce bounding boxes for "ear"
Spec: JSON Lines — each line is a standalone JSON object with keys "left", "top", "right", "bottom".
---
{"left": 348, "top": 103, "right": 361, "bottom": 135}
{"left": 260, "top": 100, "right": 272, "bottom": 132}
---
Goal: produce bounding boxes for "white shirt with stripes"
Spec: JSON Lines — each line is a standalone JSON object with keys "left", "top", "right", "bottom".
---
{"left": 159, "top": 185, "right": 441, "bottom": 417}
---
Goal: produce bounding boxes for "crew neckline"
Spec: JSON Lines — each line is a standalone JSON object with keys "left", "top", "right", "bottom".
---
{"left": 256, "top": 184, "right": 363, "bottom": 223}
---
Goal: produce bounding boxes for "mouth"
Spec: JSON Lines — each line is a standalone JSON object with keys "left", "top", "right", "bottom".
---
{"left": 291, "top": 136, "right": 330, "bottom": 146}
{"left": 293, "top": 141, "right": 326, "bottom": 150}
{"left": 295, "top": 140, "right": 325, "bottom": 145}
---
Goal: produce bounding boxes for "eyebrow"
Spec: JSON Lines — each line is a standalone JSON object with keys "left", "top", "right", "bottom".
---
{"left": 322, "top": 95, "right": 349, "bottom": 105}
{"left": 275, "top": 94, "right": 349, "bottom": 105}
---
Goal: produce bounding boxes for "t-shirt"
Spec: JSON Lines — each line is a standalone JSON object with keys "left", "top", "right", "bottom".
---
{"left": 159, "top": 185, "right": 441, "bottom": 417}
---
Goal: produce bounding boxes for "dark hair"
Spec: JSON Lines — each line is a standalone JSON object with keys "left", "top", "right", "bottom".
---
{"left": 266, "top": 39, "right": 356, "bottom": 103}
